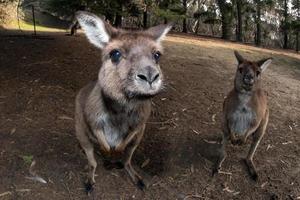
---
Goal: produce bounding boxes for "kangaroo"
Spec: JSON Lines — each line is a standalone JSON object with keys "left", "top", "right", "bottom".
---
{"left": 74, "top": 11, "right": 172, "bottom": 193}
{"left": 213, "top": 51, "right": 272, "bottom": 180}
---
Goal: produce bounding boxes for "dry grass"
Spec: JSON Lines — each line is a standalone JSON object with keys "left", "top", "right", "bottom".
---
{"left": 167, "top": 34, "right": 300, "bottom": 60}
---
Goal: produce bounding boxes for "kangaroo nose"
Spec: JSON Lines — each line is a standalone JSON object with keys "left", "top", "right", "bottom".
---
{"left": 137, "top": 67, "right": 160, "bottom": 84}
{"left": 243, "top": 75, "right": 254, "bottom": 85}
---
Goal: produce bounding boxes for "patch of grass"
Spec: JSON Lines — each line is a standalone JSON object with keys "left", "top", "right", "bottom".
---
{"left": 21, "top": 155, "right": 33, "bottom": 165}
{"left": 5, "top": 19, "right": 65, "bottom": 32}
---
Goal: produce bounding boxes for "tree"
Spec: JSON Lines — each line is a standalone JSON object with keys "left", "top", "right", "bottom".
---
{"left": 154, "top": 0, "right": 184, "bottom": 25}
{"left": 235, "top": 0, "right": 244, "bottom": 42}
{"left": 278, "top": 0, "right": 290, "bottom": 48}
{"left": 182, "top": 0, "right": 187, "bottom": 32}
{"left": 254, "top": 0, "right": 263, "bottom": 46}
{"left": 292, "top": 0, "right": 300, "bottom": 51}
{"left": 216, "top": 0, "right": 235, "bottom": 40}
{"left": 135, "top": 0, "right": 155, "bottom": 29}
{"left": 253, "top": 0, "right": 274, "bottom": 46}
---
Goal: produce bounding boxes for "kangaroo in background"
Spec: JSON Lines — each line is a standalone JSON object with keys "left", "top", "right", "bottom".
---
{"left": 213, "top": 51, "right": 272, "bottom": 180}
{"left": 74, "top": 11, "right": 171, "bottom": 193}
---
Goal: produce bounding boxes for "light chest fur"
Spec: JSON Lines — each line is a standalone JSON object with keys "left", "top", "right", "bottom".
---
{"left": 98, "top": 107, "right": 143, "bottom": 148}
{"left": 228, "top": 94, "right": 256, "bottom": 136}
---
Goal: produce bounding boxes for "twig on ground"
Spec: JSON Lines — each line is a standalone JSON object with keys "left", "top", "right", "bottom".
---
{"left": 26, "top": 160, "right": 47, "bottom": 184}
{"left": 16, "top": 189, "right": 31, "bottom": 193}
{"left": 183, "top": 194, "right": 205, "bottom": 200}
{"left": 58, "top": 115, "right": 73, "bottom": 121}
{"left": 282, "top": 141, "right": 292, "bottom": 145}
{"left": 218, "top": 170, "right": 232, "bottom": 175}
{"left": 192, "top": 129, "right": 200, "bottom": 135}
{"left": 0, "top": 191, "right": 12, "bottom": 197}
{"left": 23, "top": 59, "right": 55, "bottom": 67}
{"left": 203, "top": 139, "right": 219, "bottom": 144}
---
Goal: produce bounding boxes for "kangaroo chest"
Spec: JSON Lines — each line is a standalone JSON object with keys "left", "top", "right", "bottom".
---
{"left": 100, "top": 109, "right": 142, "bottom": 148}
{"left": 228, "top": 95, "right": 256, "bottom": 136}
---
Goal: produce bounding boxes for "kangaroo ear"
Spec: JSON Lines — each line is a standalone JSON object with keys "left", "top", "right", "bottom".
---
{"left": 76, "top": 11, "right": 118, "bottom": 48}
{"left": 145, "top": 23, "right": 173, "bottom": 42}
{"left": 234, "top": 50, "right": 244, "bottom": 64}
{"left": 257, "top": 58, "right": 272, "bottom": 72}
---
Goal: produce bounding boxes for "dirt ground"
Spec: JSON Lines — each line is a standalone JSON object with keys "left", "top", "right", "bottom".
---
{"left": 0, "top": 30, "right": 299, "bottom": 200}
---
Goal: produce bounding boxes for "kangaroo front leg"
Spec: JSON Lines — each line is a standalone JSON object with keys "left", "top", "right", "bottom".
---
{"left": 244, "top": 110, "right": 269, "bottom": 181}
{"left": 212, "top": 135, "right": 227, "bottom": 176}
{"left": 83, "top": 145, "right": 97, "bottom": 194}
{"left": 212, "top": 122, "right": 230, "bottom": 176}
{"left": 123, "top": 125, "right": 146, "bottom": 190}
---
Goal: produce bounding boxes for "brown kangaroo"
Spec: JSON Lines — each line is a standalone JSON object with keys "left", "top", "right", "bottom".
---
{"left": 213, "top": 51, "right": 272, "bottom": 180}
{"left": 74, "top": 11, "right": 172, "bottom": 192}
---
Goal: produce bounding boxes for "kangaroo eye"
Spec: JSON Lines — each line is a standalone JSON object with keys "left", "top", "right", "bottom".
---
{"left": 153, "top": 51, "right": 161, "bottom": 62}
{"left": 110, "top": 49, "right": 122, "bottom": 64}
{"left": 238, "top": 67, "right": 243, "bottom": 73}
{"left": 256, "top": 71, "right": 260, "bottom": 76}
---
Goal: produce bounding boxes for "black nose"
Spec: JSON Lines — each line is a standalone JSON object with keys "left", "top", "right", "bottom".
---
{"left": 137, "top": 67, "right": 160, "bottom": 84}
{"left": 243, "top": 74, "right": 254, "bottom": 85}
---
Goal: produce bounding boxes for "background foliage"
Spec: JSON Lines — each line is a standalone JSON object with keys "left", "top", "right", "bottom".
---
{"left": 0, "top": 0, "right": 299, "bottom": 51}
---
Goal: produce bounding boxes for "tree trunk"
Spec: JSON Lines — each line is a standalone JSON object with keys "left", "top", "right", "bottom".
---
{"left": 105, "top": 13, "right": 114, "bottom": 24}
{"left": 195, "top": 19, "right": 200, "bottom": 34}
{"left": 256, "top": 1, "right": 261, "bottom": 46}
{"left": 182, "top": 0, "right": 187, "bottom": 33}
{"left": 283, "top": 0, "right": 288, "bottom": 49}
{"left": 236, "top": 0, "right": 243, "bottom": 42}
{"left": 114, "top": 14, "right": 122, "bottom": 27}
{"left": 221, "top": 16, "right": 231, "bottom": 40}
{"left": 296, "top": 31, "right": 299, "bottom": 52}
{"left": 182, "top": 18, "right": 187, "bottom": 33}
{"left": 211, "top": 24, "right": 215, "bottom": 36}
{"left": 164, "top": 17, "right": 168, "bottom": 24}
{"left": 143, "top": 10, "right": 148, "bottom": 29}
{"left": 296, "top": 0, "right": 300, "bottom": 52}
{"left": 217, "top": 0, "right": 232, "bottom": 40}
{"left": 114, "top": 1, "right": 122, "bottom": 27}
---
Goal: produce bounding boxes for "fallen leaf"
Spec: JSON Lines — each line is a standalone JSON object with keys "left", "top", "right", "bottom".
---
{"left": 10, "top": 128, "right": 16, "bottom": 135}
{"left": 191, "top": 164, "right": 194, "bottom": 173}
{"left": 141, "top": 158, "right": 150, "bottom": 168}
{"left": 58, "top": 115, "right": 73, "bottom": 120}
{"left": 22, "top": 155, "right": 33, "bottom": 165}
{"left": 211, "top": 114, "right": 216, "bottom": 123}
{"left": 261, "top": 182, "right": 268, "bottom": 188}
{"left": 25, "top": 176, "right": 47, "bottom": 184}
{"left": 266, "top": 144, "right": 273, "bottom": 150}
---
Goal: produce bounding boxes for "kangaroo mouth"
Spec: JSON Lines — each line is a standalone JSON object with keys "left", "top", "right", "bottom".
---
{"left": 242, "top": 84, "right": 253, "bottom": 91}
{"left": 124, "top": 90, "right": 158, "bottom": 100}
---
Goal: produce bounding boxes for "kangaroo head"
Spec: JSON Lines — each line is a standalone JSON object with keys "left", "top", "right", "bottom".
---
{"left": 76, "top": 11, "right": 172, "bottom": 101}
{"left": 233, "top": 51, "right": 272, "bottom": 93}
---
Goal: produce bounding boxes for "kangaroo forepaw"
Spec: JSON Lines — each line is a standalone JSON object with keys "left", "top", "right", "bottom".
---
{"left": 137, "top": 179, "right": 146, "bottom": 191}
{"left": 251, "top": 172, "right": 258, "bottom": 181}
{"left": 84, "top": 181, "right": 95, "bottom": 195}
{"left": 243, "top": 159, "right": 259, "bottom": 181}
{"left": 212, "top": 167, "right": 220, "bottom": 177}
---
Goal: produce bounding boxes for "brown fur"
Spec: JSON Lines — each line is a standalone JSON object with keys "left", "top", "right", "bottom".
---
{"left": 74, "top": 11, "right": 171, "bottom": 192}
{"left": 213, "top": 51, "right": 272, "bottom": 181}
